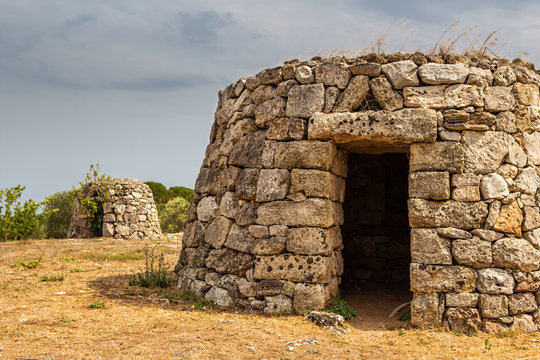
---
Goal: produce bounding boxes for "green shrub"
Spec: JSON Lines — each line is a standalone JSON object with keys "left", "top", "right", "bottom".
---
{"left": 14, "top": 256, "right": 42, "bottom": 269}
{"left": 144, "top": 181, "right": 168, "bottom": 204}
{"left": 159, "top": 197, "right": 190, "bottom": 233}
{"left": 129, "top": 245, "right": 173, "bottom": 288}
{"left": 43, "top": 191, "right": 75, "bottom": 239}
{"left": 0, "top": 186, "right": 56, "bottom": 241}
{"left": 324, "top": 296, "right": 358, "bottom": 320}
{"left": 40, "top": 274, "right": 65, "bottom": 282}
{"left": 167, "top": 186, "right": 194, "bottom": 203}
{"left": 89, "top": 301, "right": 105, "bottom": 309}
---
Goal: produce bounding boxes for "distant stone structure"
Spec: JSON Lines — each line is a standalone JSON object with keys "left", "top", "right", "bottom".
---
{"left": 68, "top": 178, "right": 161, "bottom": 239}
{"left": 174, "top": 52, "right": 540, "bottom": 332}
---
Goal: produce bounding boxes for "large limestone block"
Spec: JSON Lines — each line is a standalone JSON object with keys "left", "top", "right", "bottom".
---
{"left": 272, "top": 141, "right": 338, "bottom": 173}
{"left": 287, "top": 227, "right": 342, "bottom": 256}
{"left": 229, "top": 132, "right": 266, "bottom": 168}
{"left": 480, "top": 173, "right": 510, "bottom": 200}
{"left": 197, "top": 196, "right": 219, "bottom": 222}
{"left": 410, "top": 228, "right": 452, "bottom": 264}
{"left": 333, "top": 75, "right": 370, "bottom": 112}
{"left": 484, "top": 86, "right": 517, "bottom": 112}
{"left": 369, "top": 76, "right": 403, "bottom": 111}
{"left": 410, "top": 263, "right": 477, "bottom": 293}
{"left": 408, "top": 171, "right": 450, "bottom": 200}
{"left": 467, "top": 67, "right": 493, "bottom": 87}
{"left": 235, "top": 168, "right": 259, "bottom": 200}
{"left": 286, "top": 84, "right": 325, "bottom": 118}
{"left": 293, "top": 283, "right": 329, "bottom": 312}
{"left": 508, "top": 293, "right": 538, "bottom": 315}
{"left": 408, "top": 199, "right": 488, "bottom": 229}
{"left": 257, "top": 199, "right": 343, "bottom": 227}
{"left": 513, "top": 82, "right": 540, "bottom": 106}
{"left": 224, "top": 224, "right": 255, "bottom": 253}
{"left": 523, "top": 132, "right": 540, "bottom": 165}
{"left": 409, "top": 142, "right": 464, "bottom": 172}
{"left": 204, "top": 216, "right": 233, "bottom": 249}
{"left": 478, "top": 294, "right": 509, "bottom": 318}
{"left": 477, "top": 268, "right": 515, "bottom": 294}
{"left": 446, "top": 293, "right": 479, "bottom": 307}
{"left": 452, "top": 237, "right": 493, "bottom": 268}
{"left": 251, "top": 236, "right": 286, "bottom": 255}
{"left": 206, "top": 248, "right": 254, "bottom": 274}
{"left": 255, "top": 169, "right": 290, "bottom": 202}
{"left": 492, "top": 238, "right": 540, "bottom": 272}
{"left": 381, "top": 60, "right": 419, "bottom": 89}
{"left": 512, "top": 167, "right": 540, "bottom": 195}
{"left": 411, "top": 293, "right": 444, "bottom": 327}
{"left": 403, "top": 84, "right": 483, "bottom": 109}
{"left": 205, "top": 286, "right": 234, "bottom": 307}
{"left": 253, "top": 254, "right": 332, "bottom": 283}
{"left": 510, "top": 314, "right": 538, "bottom": 333}
{"left": 254, "top": 97, "right": 286, "bottom": 127}
{"left": 493, "top": 66, "right": 517, "bottom": 86}
{"left": 523, "top": 206, "right": 540, "bottom": 232}
{"left": 290, "top": 169, "right": 345, "bottom": 202}
{"left": 313, "top": 62, "right": 351, "bottom": 89}
{"left": 308, "top": 109, "right": 437, "bottom": 152}
{"left": 462, "top": 131, "right": 509, "bottom": 173}
{"left": 493, "top": 201, "right": 523, "bottom": 236}
{"left": 417, "top": 63, "right": 469, "bottom": 85}
{"left": 182, "top": 221, "right": 207, "bottom": 248}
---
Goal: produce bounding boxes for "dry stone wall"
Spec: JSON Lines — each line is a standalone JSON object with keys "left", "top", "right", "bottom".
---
{"left": 68, "top": 178, "right": 161, "bottom": 239}
{"left": 175, "top": 52, "right": 540, "bottom": 331}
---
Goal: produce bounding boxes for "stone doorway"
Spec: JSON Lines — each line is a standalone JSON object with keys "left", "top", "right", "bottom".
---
{"left": 340, "top": 152, "right": 412, "bottom": 328}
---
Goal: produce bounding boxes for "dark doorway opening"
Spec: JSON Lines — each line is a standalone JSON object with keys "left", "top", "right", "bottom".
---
{"left": 340, "top": 152, "right": 411, "bottom": 329}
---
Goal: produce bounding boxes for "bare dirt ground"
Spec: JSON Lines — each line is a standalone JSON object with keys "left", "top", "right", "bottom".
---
{"left": 1, "top": 238, "right": 539, "bottom": 360}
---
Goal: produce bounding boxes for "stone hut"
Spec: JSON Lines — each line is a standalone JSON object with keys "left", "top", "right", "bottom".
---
{"left": 68, "top": 178, "right": 161, "bottom": 239}
{"left": 175, "top": 52, "right": 540, "bottom": 332}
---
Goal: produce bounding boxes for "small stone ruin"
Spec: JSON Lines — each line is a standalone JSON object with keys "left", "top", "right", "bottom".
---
{"left": 175, "top": 52, "right": 540, "bottom": 332}
{"left": 68, "top": 178, "right": 161, "bottom": 239}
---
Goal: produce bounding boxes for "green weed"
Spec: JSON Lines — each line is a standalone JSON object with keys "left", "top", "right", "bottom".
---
{"left": 129, "top": 245, "right": 173, "bottom": 288}
{"left": 484, "top": 339, "right": 492, "bottom": 351}
{"left": 324, "top": 296, "right": 358, "bottom": 320}
{"left": 399, "top": 308, "right": 411, "bottom": 322}
{"left": 89, "top": 301, "right": 105, "bottom": 309}
{"left": 14, "top": 255, "right": 42, "bottom": 269}
{"left": 70, "top": 268, "right": 84, "bottom": 273}
{"left": 82, "top": 251, "right": 143, "bottom": 262}
{"left": 40, "top": 274, "right": 65, "bottom": 282}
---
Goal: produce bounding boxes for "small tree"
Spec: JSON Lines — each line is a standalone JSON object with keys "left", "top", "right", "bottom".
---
{"left": 0, "top": 185, "right": 56, "bottom": 241}
{"left": 159, "top": 197, "right": 190, "bottom": 233}
{"left": 144, "top": 181, "right": 168, "bottom": 204}
{"left": 43, "top": 191, "right": 75, "bottom": 238}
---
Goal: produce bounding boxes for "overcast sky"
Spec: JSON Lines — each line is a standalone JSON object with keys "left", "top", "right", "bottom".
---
{"left": 2, "top": 0, "right": 540, "bottom": 202}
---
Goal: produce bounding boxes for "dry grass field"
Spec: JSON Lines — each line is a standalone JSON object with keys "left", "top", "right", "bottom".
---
{"left": 1, "top": 237, "right": 539, "bottom": 360}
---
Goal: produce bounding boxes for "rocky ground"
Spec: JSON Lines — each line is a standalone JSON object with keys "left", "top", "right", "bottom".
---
{"left": 1, "top": 237, "right": 539, "bottom": 359}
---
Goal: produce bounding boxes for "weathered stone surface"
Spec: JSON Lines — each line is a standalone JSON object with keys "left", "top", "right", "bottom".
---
{"left": 224, "top": 224, "right": 255, "bottom": 253}
{"left": 266, "top": 118, "right": 289, "bottom": 140}
{"left": 204, "top": 216, "right": 233, "bottom": 249}
{"left": 477, "top": 268, "right": 515, "bottom": 294}
{"left": 264, "top": 294, "right": 293, "bottom": 315}
{"left": 255, "top": 169, "right": 290, "bottom": 202}
{"left": 445, "top": 307, "right": 483, "bottom": 333}
{"left": 523, "top": 206, "right": 540, "bottom": 231}
{"left": 452, "top": 186, "right": 481, "bottom": 202}
{"left": 409, "top": 142, "right": 464, "bottom": 172}
{"left": 250, "top": 85, "right": 276, "bottom": 104}
{"left": 323, "top": 86, "right": 339, "bottom": 113}
{"left": 229, "top": 132, "right": 266, "bottom": 168}
{"left": 480, "top": 173, "right": 510, "bottom": 200}
{"left": 290, "top": 169, "right": 345, "bottom": 202}
{"left": 452, "top": 237, "right": 492, "bottom": 268}
{"left": 437, "top": 227, "right": 472, "bottom": 239}
{"left": 471, "top": 229, "right": 504, "bottom": 242}
{"left": 446, "top": 293, "right": 479, "bottom": 307}
{"left": 309, "top": 109, "right": 438, "bottom": 152}
{"left": 513, "top": 82, "right": 540, "bottom": 106}
{"left": 484, "top": 86, "right": 517, "bottom": 112}
{"left": 219, "top": 192, "right": 240, "bottom": 219}
{"left": 235, "top": 203, "right": 258, "bottom": 226}
{"left": 248, "top": 225, "right": 269, "bottom": 238}
{"left": 411, "top": 293, "right": 444, "bottom": 327}
{"left": 314, "top": 62, "right": 351, "bottom": 89}
{"left": 183, "top": 221, "right": 207, "bottom": 248}
{"left": 508, "top": 293, "right": 538, "bottom": 315}
{"left": 272, "top": 141, "right": 337, "bottom": 172}
{"left": 462, "top": 131, "right": 509, "bottom": 174}
{"left": 102, "top": 223, "right": 114, "bottom": 237}
{"left": 287, "top": 227, "right": 341, "bottom": 256}
{"left": 510, "top": 314, "right": 538, "bottom": 333}
{"left": 333, "top": 75, "right": 370, "bottom": 112}
{"left": 440, "top": 130, "right": 461, "bottom": 141}
{"left": 293, "top": 283, "right": 328, "bottom": 312}
{"left": 478, "top": 294, "right": 509, "bottom": 318}
{"left": 409, "top": 171, "right": 450, "bottom": 200}
{"left": 381, "top": 60, "right": 419, "bottom": 89}
{"left": 507, "top": 136, "right": 527, "bottom": 168}
{"left": 286, "top": 84, "right": 325, "bottom": 118}
{"left": 410, "top": 228, "right": 452, "bottom": 264}
{"left": 523, "top": 132, "right": 540, "bottom": 165}
{"left": 492, "top": 238, "right": 540, "bottom": 272}
{"left": 410, "top": 263, "right": 477, "bottom": 292}
{"left": 495, "top": 111, "right": 517, "bottom": 133}
{"left": 493, "top": 66, "right": 516, "bottom": 86}
{"left": 251, "top": 236, "right": 286, "bottom": 255}
{"left": 408, "top": 199, "right": 488, "bottom": 229}
{"left": 235, "top": 168, "right": 259, "bottom": 200}
{"left": 254, "top": 97, "right": 286, "bottom": 127}
{"left": 524, "top": 229, "right": 540, "bottom": 250}
{"left": 369, "top": 76, "right": 404, "bottom": 111}
{"left": 197, "top": 196, "right": 219, "bottom": 222}
{"left": 512, "top": 167, "right": 540, "bottom": 195}
{"left": 257, "top": 199, "right": 343, "bottom": 227}
{"left": 467, "top": 67, "right": 493, "bottom": 87}
{"left": 485, "top": 200, "right": 502, "bottom": 230}
{"left": 418, "top": 63, "right": 469, "bottom": 85}
{"left": 254, "top": 254, "right": 332, "bottom": 283}
{"left": 493, "top": 201, "right": 523, "bottom": 236}
{"left": 276, "top": 79, "right": 298, "bottom": 97}
{"left": 205, "top": 286, "right": 234, "bottom": 307}
{"left": 496, "top": 164, "right": 519, "bottom": 179}
{"left": 206, "top": 248, "right": 254, "bottom": 274}
{"left": 350, "top": 62, "right": 381, "bottom": 76}
{"left": 451, "top": 174, "right": 479, "bottom": 187}
{"left": 257, "top": 67, "right": 283, "bottom": 85}
{"left": 295, "top": 65, "right": 314, "bottom": 84}
{"left": 404, "top": 85, "right": 483, "bottom": 109}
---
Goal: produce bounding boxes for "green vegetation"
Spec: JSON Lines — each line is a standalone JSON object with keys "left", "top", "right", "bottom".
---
{"left": 14, "top": 255, "right": 42, "bottom": 269}
{"left": 144, "top": 181, "right": 193, "bottom": 233}
{"left": 81, "top": 251, "right": 144, "bottom": 262}
{"left": 399, "top": 308, "right": 411, "bottom": 321}
{"left": 324, "top": 296, "right": 358, "bottom": 320}
{"left": 40, "top": 274, "right": 65, "bottom": 282}
{"left": 144, "top": 182, "right": 193, "bottom": 204}
{"left": 159, "top": 289, "right": 213, "bottom": 310}
{"left": 89, "top": 301, "right": 105, "bottom": 309}
{"left": 70, "top": 268, "right": 84, "bottom": 273}
{"left": 0, "top": 185, "right": 56, "bottom": 241}
{"left": 43, "top": 191, "right": 75, "bottom": 238}
{"left": 129, "top": 245, "right": 173, "bottom": 288}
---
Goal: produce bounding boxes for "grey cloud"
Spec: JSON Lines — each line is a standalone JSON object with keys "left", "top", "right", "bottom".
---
{"left": 106, "top": 74, "right": 216, "bottom": 91}
{"left": 166, "top": 10, "right": 234, "bottom": 45}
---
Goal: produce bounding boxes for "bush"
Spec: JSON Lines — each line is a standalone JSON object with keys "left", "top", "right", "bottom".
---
{"left": 167, "top": 186, "right": 194, "bottom": 203}
{"left": 129, "top": 245, "right": 173, "bottom": 288}
{"left": 144, "top": 181, "right": 168, "bottom": 204}
{"left": 0, "top": 185, "right": 55, "bottom": 241}
{"left": 159, "top": 196, "right": 190, "bottom": 233}
{"left": 43, "top": 191, "right": 75, "bottom": 239}
{"left": 325, "top": 296, "right": 358, "bottom": 320}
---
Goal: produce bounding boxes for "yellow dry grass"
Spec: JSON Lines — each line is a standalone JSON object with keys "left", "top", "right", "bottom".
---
{"left": 1, "top": 238, "right": 539, "bottom": 360}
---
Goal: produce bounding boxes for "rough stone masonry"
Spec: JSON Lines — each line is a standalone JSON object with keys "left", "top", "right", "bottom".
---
{"left": 68, "top": 178, "right": 161, "bottom": 239}
{"left": 174, "top": 52, "right": 540, "bottom": 332}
